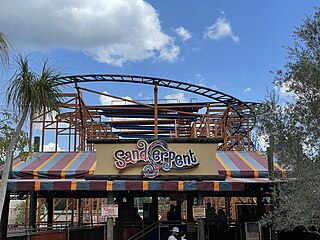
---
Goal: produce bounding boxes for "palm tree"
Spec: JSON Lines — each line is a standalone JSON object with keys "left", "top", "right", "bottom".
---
{"left": 0, "top": 54, "right": 63, "bottom": 220}
{"left": 0, "top": 32, "right": 9, "bottom": 66}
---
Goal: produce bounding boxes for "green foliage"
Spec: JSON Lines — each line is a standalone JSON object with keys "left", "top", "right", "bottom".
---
{"left": 6, "top": 55, "right": 64, "bottom": 118}
{"left": 258, "top": 7, "right": 320, "bottom": 233}
{"left": 0, "top": 111, "right": 28, "bottom": 165}
{"left": 14, "top": 201, "right": 27, "bottom": 225}
{"left": 0, "top": 32, "right": 9, "bottom": 67}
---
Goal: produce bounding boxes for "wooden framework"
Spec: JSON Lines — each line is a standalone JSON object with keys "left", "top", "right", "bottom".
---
{"left": 31, "top": 75, "right": 261, "bottom": 152}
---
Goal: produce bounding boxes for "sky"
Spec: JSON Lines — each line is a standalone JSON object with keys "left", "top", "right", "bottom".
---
{"left": 0, "top": 0, "right": 318, "bottom": 150}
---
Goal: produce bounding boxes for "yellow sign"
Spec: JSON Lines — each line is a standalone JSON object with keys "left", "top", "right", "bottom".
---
{"left": 94, "top": 138, "right": 220, "bottom": 178}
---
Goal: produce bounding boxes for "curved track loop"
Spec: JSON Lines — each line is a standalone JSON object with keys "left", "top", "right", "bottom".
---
{"left": 56, "top": 74, "right": 257, "bottom": 143}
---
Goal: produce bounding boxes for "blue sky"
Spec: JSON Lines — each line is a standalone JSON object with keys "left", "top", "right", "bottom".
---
{"left": 0, "top": 0, "right": 318, "bottom": 150}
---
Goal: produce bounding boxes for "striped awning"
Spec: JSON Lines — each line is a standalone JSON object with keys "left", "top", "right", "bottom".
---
{"left": 6, "top": 178, "right": 271, "bottom": 192}
{"left": 9, "top": 152, "right": 96, "bottom": 179}
{"left": 4, "top": 151, "right": 284, "bottom": 180}
{"left": 216, "top": 151, "right": 285, "bottom": 178}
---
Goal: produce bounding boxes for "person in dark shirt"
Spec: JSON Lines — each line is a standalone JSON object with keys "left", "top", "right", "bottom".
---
{"left": 205, "top": 202, "right": 217, "bottom": 224}
{"left": 132, "top": 207, "right": 142, "bottom": 222}
{"left": 167, "top": 204, "right": 176, "bottom": 221}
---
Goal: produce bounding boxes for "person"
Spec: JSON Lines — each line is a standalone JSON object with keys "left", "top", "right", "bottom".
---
{"left": 217, "top": 208, "right": 227, "bottom": 225}
{"left": 132, "top": 207, "right": 142, "bottom": 222}
{"left": 167, "top": 204, "right": 176, "bottom": 221}
{"left": 168, "top": 227, "right": 179, "bottom": 240}
{"left": 180, "top": 230, "right": 187, "bottom": 240}
{"left": 205, "top": 202, "right": 217, "bottom": 224}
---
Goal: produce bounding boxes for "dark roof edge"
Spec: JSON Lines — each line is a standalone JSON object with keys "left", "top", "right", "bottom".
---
{"left": 87, "top": 138, "right": 224, "bottom": 144}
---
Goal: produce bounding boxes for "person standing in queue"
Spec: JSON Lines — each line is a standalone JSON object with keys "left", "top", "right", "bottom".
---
{"left": 168, "top": 227, "right": 180, "bottom": 240}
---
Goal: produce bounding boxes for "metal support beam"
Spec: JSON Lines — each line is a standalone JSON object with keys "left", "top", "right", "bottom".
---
{"left": 197, "top": 193, "right": 205, "bottom": 240}
{"left": 29, "top": 191, "right": 37, "bottom": 229}
{"left": 154, "top": 85, "right": 158, "bottom": 138}
{"left": 107, "top": 192, "right": 114, "bottom": 240}
{"left": 47, "top": 198, "right": 54, "bottom": 229}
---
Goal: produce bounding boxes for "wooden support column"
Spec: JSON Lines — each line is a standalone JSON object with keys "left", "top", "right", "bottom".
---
{"left": 197, "top": 193, "right": 205, "bottom": 240}
{"left": 29, "top": 109, "right": 34, "bottom": 152}
{"left": 77, "top": 198, "right": 82, "bottom": 226}
{"left": 187, "top": 194, "right": 194, "bottom": 221}
{"left": 47, "top": 198, "right": 54, "bottom": 229}
{"left": 107, "top": 192, "right": 114, "bottom": 240}
{"left": 154, "top": 84, "right": 158, "bottom": 138}
{"left": 0, "top": 191, "right": 10, "bottom": 240}
{"left": 152, "top": 196, "right": 158, "bottom": 222}
{"left": 71, "top": 199, "right": 75, "bottom": 226}
{"left": 29, "top": 191, "right": 37, "bottom": 229}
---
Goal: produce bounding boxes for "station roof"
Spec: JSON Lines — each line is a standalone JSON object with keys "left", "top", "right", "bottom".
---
{"left": 0, "top": 151, "right": 285, "bottom": 193}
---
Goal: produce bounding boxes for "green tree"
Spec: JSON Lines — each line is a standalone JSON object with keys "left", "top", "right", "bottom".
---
{"left": 0, "top": 32, "right": 9, "bottom": 66}
{"left": 258, "top": 8, "right": 320, "bottom": 234}
{"left": 0, "top": 54, "right": 63, "bottom": 222}
{"left": 0, "top": 111, "right": 29, "bottom": 165}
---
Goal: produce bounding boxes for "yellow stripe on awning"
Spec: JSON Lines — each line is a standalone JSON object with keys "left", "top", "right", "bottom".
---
{"left": 61, "top": 152, "right": 82, "bottom": 178}
{"left": 216, "top": 154, "right": 231, "bottom": 178}
{"left": 33, "top": 152, "right": 59, "bottom": 179}
{"left": 178, "top": 181, "right": 184, "bottom": 191}
{"left": 274, "top": 163, "right": 286, "bottom": 177}
{"left": 88, "top": 161, "right": 97, "bottom": 175}
{"left": 71, "top": 181, "right": 77, "bottom": 191}
{"left": 214, "top": 181, "right": 219, "bottom": 191}
{"left": 143, "top": 181, "right": 148, "bottom": 191}
{"left": 256, "top": 151, "right": 286, "bottom": 177}
{"left": 106, "top": 180, "right": 113, "bottom": 191}
{"left": 235, "top": 151, "right": 259, "bottom": 178}
{"left": 35, "top": 181, "right": 41, "bottom": 191}
{"left": 13, "top": 152, "right": 36, "bottom": 170}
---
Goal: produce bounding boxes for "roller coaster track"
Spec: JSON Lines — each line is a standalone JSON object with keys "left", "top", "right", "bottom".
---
{"left": 55, "top": 74, "right": 257, "bottom": 144}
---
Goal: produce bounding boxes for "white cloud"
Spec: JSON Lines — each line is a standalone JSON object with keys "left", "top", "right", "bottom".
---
{"left": 99, "top": 91, "right": 134, "bottom": 105}
{"left": 43, "top": 143, "right": 65, "bottom": 152}
{"left": 244, "top": 87, "right": 251, "bottom": 93}
{"left": 174, "top": 27, "right": 192, "bottom": 41}
{"left": 274, "top": 81, "right": 297, "bottom": 100}
{"left": 0, "top": 0, "right": 179, "bottom": 66}
{"left": 203, "top": 12, "right": 239, "bottom": 43}
{"left": 165, "top": 92, "right": 187, "bottom": 103}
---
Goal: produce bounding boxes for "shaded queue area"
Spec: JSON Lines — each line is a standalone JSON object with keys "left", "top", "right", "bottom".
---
{"left": 0, "top": 177, "right": 272, "bottom": 240}
{"left": 0, "top": 138, "right": 285, "bottom": 240}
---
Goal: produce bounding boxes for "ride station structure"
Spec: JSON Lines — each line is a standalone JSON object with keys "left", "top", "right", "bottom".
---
{"left": 0, "top": 75, "right": 285, "bottom": 240}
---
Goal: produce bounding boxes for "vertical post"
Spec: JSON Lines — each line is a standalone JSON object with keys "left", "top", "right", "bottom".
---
{"left": 247, "top": 117, "right": 251, "bottom": 151}
{"left": 0, "top": 191, "right": 10, "bottom": 240}
{"left": 71, "top": 199, "right": 75, "bottom": 226}
{"left": 47, "top": 198, "right": 54, "bottom": 229}
{"left": 25, "top": 195, "right": 29, "bottom": 225}
{"left": 197, "top": 193, "right": 205, "bottom": 240}
{"left": 267, "top": 135, "right": 275, "bottom": 181}
{"left": 154, "top": 84, "right": 158, "bottom": 138}
{"left": 34, "top": 136, "right": 40, "bottom": 152}
{"left": 29, "top": 191, "right": 37, "bottom": 229}
{"left": 55, "top": 121, "right": 58, "bottom": 152}
{"left": 77, "top": 198, "right": 82, "bottom": 226}
{"left": 29, "top": 108, "right": 34, "bottom": 152}
{"left": 107, "top": 192, "right": 114, "bottom": 240}
{"left": 152, "top": 196, "right": 158, "bottom": 222}
{"left": 41, "top": 113, "right": 45, "bottom": 152}
{"left": 187, "top": 194, "right": 194, "bottom": 221}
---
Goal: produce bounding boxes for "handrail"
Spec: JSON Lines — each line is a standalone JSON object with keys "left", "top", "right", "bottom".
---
{"left": 128, "top": 221, "right": 161, "bottom": 240}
